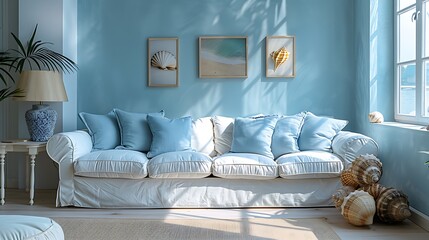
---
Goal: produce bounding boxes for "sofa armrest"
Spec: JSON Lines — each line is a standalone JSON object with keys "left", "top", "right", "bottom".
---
{"left": 46, "top": 130, "right": 92, "bottom": 206}
{"left": 47, "top": 130, "right": 93, "bottom": 164}
{"left": 332, "top": 131, "right": 379, "bottom": 168}
{"left": 47, "top": 130, "right": 92, "bottom": 189}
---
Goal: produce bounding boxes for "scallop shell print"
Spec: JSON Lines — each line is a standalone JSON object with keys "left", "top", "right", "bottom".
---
{"left": 270, "top": 47, "right": 289, "bottom": 72}
{"left": 151, "top": 51, "right": 176, "bottom": 70}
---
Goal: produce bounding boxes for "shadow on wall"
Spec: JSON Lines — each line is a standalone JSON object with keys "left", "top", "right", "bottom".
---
{"left": 182, "top": 0, "right": 290, "bottom": 118}
{"left": 77, "top": 0, "right": 292, "bottom": 121}
{"left": 369, "top": 0, "right": 394, "bottom": 121}
{"left": 77, "top": 0, "right": 354, "bottom": 127}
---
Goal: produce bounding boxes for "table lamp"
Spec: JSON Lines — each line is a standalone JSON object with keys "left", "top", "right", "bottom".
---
{"left": 15, "top": 70, "right": 68, "bottom": 142}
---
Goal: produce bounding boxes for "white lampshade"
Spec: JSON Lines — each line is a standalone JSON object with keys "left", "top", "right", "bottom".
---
{"left": 16, "top": 70, "right": 68, "bottom": 102}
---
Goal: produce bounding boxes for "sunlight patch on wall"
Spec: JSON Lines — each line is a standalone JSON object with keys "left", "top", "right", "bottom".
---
{"left": 369, "top": 0, "right": 379, "bottom": 113}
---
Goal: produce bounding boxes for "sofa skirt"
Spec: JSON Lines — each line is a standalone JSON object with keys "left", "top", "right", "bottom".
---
{"left": 58, "top": 177, "right": 341, "bottom": 208}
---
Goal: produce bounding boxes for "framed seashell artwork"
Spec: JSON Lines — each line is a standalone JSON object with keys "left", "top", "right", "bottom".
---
{"left": 199, "top": 36, "right": 248, "bottom": 78}
{"left": 266, "top": 36, "right": 296, "bottom": 78}
{"left": 148, "top": 38, "right": 179, "bottom": 87}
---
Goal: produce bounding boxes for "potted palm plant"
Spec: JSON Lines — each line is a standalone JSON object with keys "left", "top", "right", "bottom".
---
{"left": 0, "top": 52, "right": 23, "bottom": 102}
{"left": 1, "top": 24, "right": 77, "bottom": 102}
{"left": 9, "top": 25, "right": 77, "bottom": 73}
{"left": 1, "top": 24, "right": 78, "bottom": 141}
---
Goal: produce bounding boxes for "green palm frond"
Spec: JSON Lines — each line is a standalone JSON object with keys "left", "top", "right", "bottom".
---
{"left": 1, "top": 24, "right": 78, "bottom": 103}
{"left": 0, "top": 52, "right": 15, "bottom": 85}
{"left": 0, "top": 87, "right": 24, "bottom": 102}
{"left": 10, "top": 24, "right": 78, "bottom": 73}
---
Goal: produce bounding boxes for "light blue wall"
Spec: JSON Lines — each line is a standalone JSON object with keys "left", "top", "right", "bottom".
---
{"left": 76, "top": 0, "right": 429, "bottom": 216}
{"left": 355, "top": 0, "right": 429, "bottom": 216}
{"left": 77, "top": 0, "right": 356, "bottom": 128}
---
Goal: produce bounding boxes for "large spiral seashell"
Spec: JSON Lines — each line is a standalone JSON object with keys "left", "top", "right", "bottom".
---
{"left": 359, "top": 183, "right": 386, "bottom": 200}
{"left": 340, "top": 169, "right": 360, "bottom": 188}
{"left": 341, "top": 190, "right": 376, "bottom": 226}
{"left": 368, "top": 111, "right": 384, "bottom": 123}
{"left": 350, "top": 154, "right": 382, "bottom": 186}
{"left": 270, "top": 47, "right": 289, "bottom": 72}
{"left": 376, "top": 188, "right": 411, "bottom": 223}
{"left": 332, "top": 185, "right": 356, "bottom": 208}
{"left": 151, "top": 51, "right": 177, "bottom": 70}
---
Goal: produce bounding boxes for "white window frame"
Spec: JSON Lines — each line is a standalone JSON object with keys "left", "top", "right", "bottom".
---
{"left": 395, "top": 0, "right": 429, "bottom": 125}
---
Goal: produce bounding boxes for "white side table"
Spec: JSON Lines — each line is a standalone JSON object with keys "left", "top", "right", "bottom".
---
{"left": 0, "top": 141, "right": 47, "bottom": 205}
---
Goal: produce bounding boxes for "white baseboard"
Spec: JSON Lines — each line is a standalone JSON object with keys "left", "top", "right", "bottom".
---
{"left": 410, "top": 207, "right": 429, "bottom": 232}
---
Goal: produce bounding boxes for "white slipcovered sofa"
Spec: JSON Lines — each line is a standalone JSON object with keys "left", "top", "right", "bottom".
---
{"left": 46, "top": 111, "right": 378, "bottom": 208}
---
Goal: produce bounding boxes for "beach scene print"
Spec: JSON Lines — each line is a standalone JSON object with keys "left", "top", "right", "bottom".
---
{"left": 200, "top": 37, "right": 247, "bottom": 78}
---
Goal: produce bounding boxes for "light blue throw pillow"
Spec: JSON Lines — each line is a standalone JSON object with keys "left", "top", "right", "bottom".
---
{"left": 114, "top": 109, "right": 165, "bottom": 152}
{"left": 271, "top": 112, "right": 306, "bottom": 159}
{"left": 298, "top": 113, "right": 348, "bottom": 152}
{"left": 79, "top": 111, "right": 120, "bottom": 150}
{"left": 230, "top": 116, "right": 278, "bottom": 158}
{"left": 147, "top": 115, "right": 192, "bottom": 158}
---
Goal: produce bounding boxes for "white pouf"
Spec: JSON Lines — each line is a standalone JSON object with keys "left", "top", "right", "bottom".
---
{"left": 0, "top": 215, "right": 64, "bottom": 240}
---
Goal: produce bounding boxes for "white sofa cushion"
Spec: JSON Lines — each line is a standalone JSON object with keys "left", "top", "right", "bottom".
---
{"left": 212, "top": 116, "right": 234, "bottom": 155}
{"left": 332, "top": 131, "right": 379, "bottom": 168}
{"left": 74, "top": 149, "right": 149, "bottom": 179}
{"left": 191, "top": 117, "right": 216, "bottom": 157}
{"left": 277, "top": 151, "right": 344, "bottom": 179}
{"left": 213, "top": 153, "right": 278, "bottom": 179}
{"left": 148, "top": 151, "right": 213, "bottom": 178}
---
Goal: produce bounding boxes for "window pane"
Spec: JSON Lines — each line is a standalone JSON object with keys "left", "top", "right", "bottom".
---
{"left": 399, "top": 8, "right": 416, "bottom": 62}
{"left": 399, "top": 64, "right": 416, "bottom": 115}
{"left": 399, "top": 0, "right": 415, "bottom": 11}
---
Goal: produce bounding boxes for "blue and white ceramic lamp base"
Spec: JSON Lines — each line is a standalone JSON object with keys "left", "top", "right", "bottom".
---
{"left": 25, "top": 104, "right": 57, "bottom": 142}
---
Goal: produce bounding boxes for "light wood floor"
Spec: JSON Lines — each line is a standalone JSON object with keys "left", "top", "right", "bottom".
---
{"left": 1, "top": 189, "right": 428, "bottom": 240}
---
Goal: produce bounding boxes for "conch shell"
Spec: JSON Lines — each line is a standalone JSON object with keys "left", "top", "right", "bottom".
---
{"left": 270, "top": 47, "right": 289, "bottom": 72}
{"left": 151, "top": 51, "right": 176, "bottom": 70}
{"left": 359, "top": 183, "right": 385, "bottom": 200}
{"left": 376, "top": 187, "right": 411, "bottom": 223}
{"left": 332, "top": 185, "right": 356, "bottom": 208}
{"left": 340, "top": 169, "right": 360, "bottom": 188}
{"left": 368, "top": 111, "right": 384, "bottom": 123}
{"left": 350, "top": 154, "right": 382, "bottom": 186}
{"left": 341, "top": 190, "right": 376, "bottom": 226}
